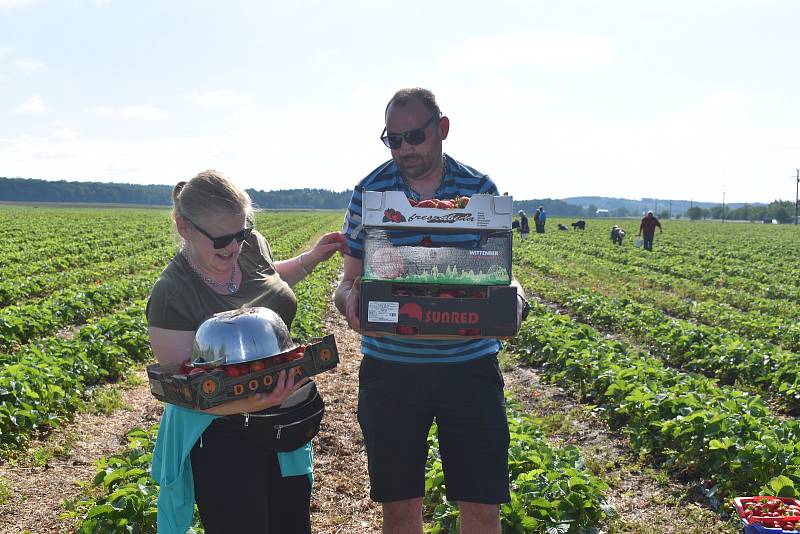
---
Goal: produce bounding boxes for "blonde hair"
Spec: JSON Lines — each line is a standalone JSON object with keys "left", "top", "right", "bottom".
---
{"left": 171, "top": 170, "right": 253, "bottom": 224}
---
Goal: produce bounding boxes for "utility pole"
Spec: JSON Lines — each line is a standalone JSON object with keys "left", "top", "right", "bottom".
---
{"left": 668, "top": 200, "right": 672, "bottom": 219}
{"left": 795, "top": 169, "right": 799, "bottom": 225}
{"left": 722, "top": 190, "right": 726, "bottom": 223}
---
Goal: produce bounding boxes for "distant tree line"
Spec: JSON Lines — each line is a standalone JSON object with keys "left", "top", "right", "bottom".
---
{"left": 0, "top": 177, "right": 352, "bottom": 210}
{"left": 0, "top": 177, "right": 173, "bottom": 205}
{"left": 246, "top": 188, "right": 352, "bottom": 210}
{"left": 686, "top": 200, "right": 796, "bottom": 223}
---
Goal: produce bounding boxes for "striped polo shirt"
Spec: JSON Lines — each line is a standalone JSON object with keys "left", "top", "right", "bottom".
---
{"left": 343, "top": 153, "right": 503, "bottom": 364}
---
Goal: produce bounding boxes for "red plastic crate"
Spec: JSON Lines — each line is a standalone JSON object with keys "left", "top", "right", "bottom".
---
{"left": 734, "top": 496, "right": 800, "bottom": 534}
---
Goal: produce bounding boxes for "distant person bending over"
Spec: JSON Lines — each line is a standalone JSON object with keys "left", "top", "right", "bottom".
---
{"left": 518, "top": 210, "right": 530, "bottom": 241}
{"left": 637, "top": 210, "right": 662, "bottom": 251}
{"left": 610, "top": 224, "right": 625, "bottom": 246}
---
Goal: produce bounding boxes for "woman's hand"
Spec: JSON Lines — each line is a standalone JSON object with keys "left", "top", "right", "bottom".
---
{"left": 202, "top": 368, "right": 309, "bottom": 416}
{"left": 304, "top": 231, "right": 350, "bottom": 269}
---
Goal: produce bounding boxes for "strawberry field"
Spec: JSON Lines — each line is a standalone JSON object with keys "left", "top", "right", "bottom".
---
{"left": 0, "top": 204, "right": 799, "bottom": 533}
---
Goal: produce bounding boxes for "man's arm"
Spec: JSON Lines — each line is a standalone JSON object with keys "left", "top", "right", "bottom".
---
{"left": 334, "top": 254, "right": 363, "bottom": 331}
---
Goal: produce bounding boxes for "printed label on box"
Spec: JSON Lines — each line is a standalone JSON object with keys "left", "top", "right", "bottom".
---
{"left": 367, "top": 301, "right": 399, "bottom": 323}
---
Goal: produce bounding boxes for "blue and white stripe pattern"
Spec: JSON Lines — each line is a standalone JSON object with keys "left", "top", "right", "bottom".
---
{"left": 343, "top": 153, "right": 503, "bottom": 364}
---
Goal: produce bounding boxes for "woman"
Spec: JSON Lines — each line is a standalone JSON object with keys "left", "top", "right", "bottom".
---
{"left": 147, "top": 170, "right": 347, "bottom": 534}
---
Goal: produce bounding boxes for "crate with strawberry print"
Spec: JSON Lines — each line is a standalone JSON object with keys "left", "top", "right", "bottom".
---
{"left": 359, "top": 281, "right": 520, "bottom": 338}
{"left": 362, "top": 228, "right": 512, "bottom": 285}
{"left": 734, "top": 496, "right": 800, "bottom": 533}
{"left": 147, "top": 335, "right": 339, "bottom": 410}
{"left": 361, "top": 191, "right": 513, "bottom": 231}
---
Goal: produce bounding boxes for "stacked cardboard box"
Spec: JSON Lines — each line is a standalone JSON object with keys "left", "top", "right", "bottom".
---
{"left": 358, "top": 191, "right": 520, "bottom": 338}
{"left": 147, "top": 335, "right": 339, "bottom": 410}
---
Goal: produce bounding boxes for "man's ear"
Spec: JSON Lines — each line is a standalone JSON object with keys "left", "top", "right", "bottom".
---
{"left": 439, "top": 116, "right": 450, "bottom": 140}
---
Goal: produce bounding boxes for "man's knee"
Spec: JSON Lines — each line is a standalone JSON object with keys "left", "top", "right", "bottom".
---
{"left": 382, "top": 498, "right": 423, "bottom": 533}
{"left": 458, "top": 501, "right": 500, "bottom": 532}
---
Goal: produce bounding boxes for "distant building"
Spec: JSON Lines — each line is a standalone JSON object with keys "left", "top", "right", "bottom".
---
{"left": 595, "top": 209, "right": 609, "bottom": 216}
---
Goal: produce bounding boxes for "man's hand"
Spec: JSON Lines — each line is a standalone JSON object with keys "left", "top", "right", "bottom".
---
{"left": 335, "top": 255, "right": 363, "bottom": 333}
{"left": 338, "top": 276, "right": 361, "bottom": 331}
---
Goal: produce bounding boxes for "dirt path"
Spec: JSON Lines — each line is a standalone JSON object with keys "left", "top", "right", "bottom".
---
{"left": 0, "top": 299, "right": 737, "bottom": 534}
{"left": 0, "top": 368, "right": 163, "bottom": 534}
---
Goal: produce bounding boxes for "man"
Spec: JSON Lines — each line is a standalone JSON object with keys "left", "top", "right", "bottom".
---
{"left": 535, "top": 205, "right": 546, "bottom": 233}
{"left": 637, "top": 210, "right": 662, "bottom": 251}
{"left": 335, "top": 88, "right": 520, "bottom": 534}
{"left": 517, "top": 210, "right": 530, "bottom": 240}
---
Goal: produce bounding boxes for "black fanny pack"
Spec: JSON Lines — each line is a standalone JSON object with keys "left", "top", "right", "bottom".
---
{"left": 237, "top": 380, "right": 325, "bottom": 452}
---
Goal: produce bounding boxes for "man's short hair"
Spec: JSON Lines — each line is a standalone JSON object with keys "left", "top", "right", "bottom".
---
{"left": 385, "top": 87, "right": 441, "bottom": 120}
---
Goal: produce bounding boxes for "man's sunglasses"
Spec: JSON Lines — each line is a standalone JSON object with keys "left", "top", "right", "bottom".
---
{"left": 380, "top": 113, "right": 440, "bottom": 149}
{"left": 185, "top": 217, "right": 254, "bottom": 249}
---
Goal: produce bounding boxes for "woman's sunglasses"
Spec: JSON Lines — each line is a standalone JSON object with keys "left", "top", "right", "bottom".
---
{"left": 380, "top": 113, "right": 440, "bottom": 149}
{"left": 185, "top": 217, "right": 254, "bottom": 249}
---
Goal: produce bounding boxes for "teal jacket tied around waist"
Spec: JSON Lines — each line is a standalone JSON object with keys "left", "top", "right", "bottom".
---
{"left": 151, "top": 403, "right": 313, "bottom": 534}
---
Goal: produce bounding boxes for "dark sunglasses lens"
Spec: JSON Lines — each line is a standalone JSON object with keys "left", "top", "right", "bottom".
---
{"left": 382, "top": 135, "right": 402, "bottom": 149}
{"left": 404, "top": 129, "right": 426, "bottom": 145}
{"left": 212, "top": 235, "right": 235, "bottom": 249}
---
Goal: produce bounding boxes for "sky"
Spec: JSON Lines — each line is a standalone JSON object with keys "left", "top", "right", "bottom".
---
{"left": 1, "top": 0, "right": 799, "bottom": 204}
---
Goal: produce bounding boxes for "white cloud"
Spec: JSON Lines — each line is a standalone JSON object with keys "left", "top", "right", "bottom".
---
{"left": 0, "top": 0, "right": 35, "bottom": 8}
{"left": 85, "top": 106, "right": 115, "bottom": 116}
{"left": 14, "top": 57, "right": 44, "bottom": 72}
{"left": 185, "top": 89, "right": 254, "bottom": 109}
{"left": 119, "top": 104, "right": 169, "bottom": 121}
{"left": 85, "top": 104, "right": 169, "bottom": 121}
{"left": 441, "top": 33, "right": 613, "bottom": 71}
{"left": 14, "top": 95, "right": 46, "bottom": 114}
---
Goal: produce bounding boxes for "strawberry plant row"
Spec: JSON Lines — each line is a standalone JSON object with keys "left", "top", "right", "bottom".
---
{"left": 424, "top": 396, "right": 612, "bottom": 533}
{"left": 511, "top": 291, "right": 800, "bottom": 501}
{"left": 518, "top": 270, "right": 800, "bottom": 413}
{"left": 515, "top": 242, "right": 800, "bottom": 353}
{"left": 0, "top": 304, "right": 151, "bottom": 450}
{"left": 0, "top": 243, "right": 175, "bottom": 307}
{"left": 522, "top": 224, "right": 800, "bottom": 311}
{"left": 0, "top": 273, "right": 156, "bottom": 352}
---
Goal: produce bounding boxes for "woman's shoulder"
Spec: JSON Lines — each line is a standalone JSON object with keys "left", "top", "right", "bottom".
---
{"left": 242, "top": 230, "right": 273, "bottom": 262}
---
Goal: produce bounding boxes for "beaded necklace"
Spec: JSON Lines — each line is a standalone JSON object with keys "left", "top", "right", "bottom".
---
{"left": 182, "top": 250, "right": 239, "bottom": 295}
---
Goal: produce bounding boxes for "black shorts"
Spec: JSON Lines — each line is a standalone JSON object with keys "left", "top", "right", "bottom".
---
{"left": 190, "top": 417, "right": 312, "bottom": 534}
{"left": 357, "top": 355, "right": 510, "bottom": 504}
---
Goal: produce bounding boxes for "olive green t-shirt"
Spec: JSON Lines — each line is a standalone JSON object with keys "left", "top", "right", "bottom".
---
{"left": 146, "top": 230, "right": 297, "bottom": 331}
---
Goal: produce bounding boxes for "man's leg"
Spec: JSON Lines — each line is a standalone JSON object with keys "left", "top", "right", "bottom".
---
{"left": 458, "top": 501, "right": 500, "bottom": 534}
{"left": 382, "top": 498, "right": 423, "bottom": 534}
{"left": 436, "top": 357, "right": 509, "bottom": 533}
{"left": 358, "top": 357, "right": 434, "bottom": 534}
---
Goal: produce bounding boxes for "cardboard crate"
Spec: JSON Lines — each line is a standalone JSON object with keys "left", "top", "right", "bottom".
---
{"left": 734, "top": 496, "right": 800, "bottom": 534}
{"left": 147, "top": 335, "right": 339, "bottom": 410}
{"left": 359, "top": 281, "right": 519, "bottom": 338}
{"left": 361, "top": 191, "right": 513, "bottom": 231}
{"left": 362, "top": 229, "right": 512, "bottom": 285}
